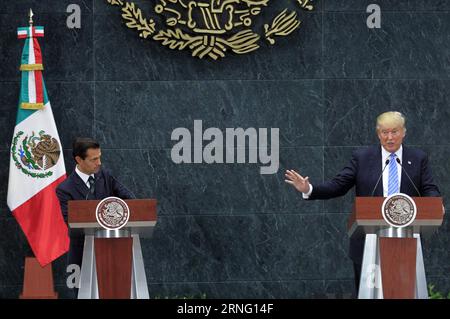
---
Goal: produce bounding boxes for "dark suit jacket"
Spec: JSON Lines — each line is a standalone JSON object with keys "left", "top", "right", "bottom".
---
{"left": 56, "top": 167, "right": 136, "bottom": 272}
{"left": 307, "top": 145, "right": 440, "bottom": 263}
{"left": 56, "top": 167, "right": 136, "bottom": 220}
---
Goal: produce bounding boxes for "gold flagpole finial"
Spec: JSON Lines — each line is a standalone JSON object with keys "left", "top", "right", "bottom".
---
{"left": 29, "top": 9, "right": 34, "bottom": 26}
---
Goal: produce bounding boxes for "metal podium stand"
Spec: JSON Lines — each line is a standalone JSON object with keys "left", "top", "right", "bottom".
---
{"left": 68, "top": 199, "right": 157, "bottom": 299}
{"left": 348, "top": 197, "right": 443, "bottom": 299}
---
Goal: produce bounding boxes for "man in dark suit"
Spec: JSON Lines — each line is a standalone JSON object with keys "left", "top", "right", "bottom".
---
{"left": 56, "top": 137, "right": 135, "bottom": 295}
{"left": 285, "top": 111, "right": 441, "bottom": 294}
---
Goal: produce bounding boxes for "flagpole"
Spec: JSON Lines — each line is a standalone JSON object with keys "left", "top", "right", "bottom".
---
{"left": 12, "top": 8, "right": 66, "bottom": 299}
{"left": 29, "top": 9, "right": 33, "bottom": 26}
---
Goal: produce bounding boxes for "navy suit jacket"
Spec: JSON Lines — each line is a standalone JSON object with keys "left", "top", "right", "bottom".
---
{"left": 308, "top": 145, "right": 440, "bottom": 263}
{"left": 56, "top": 167, "right": 136, "bottom": 220}
{"left": 309, "top": 145, "right": 440, "bottom": 200}
{"left": 56, "top": 167, "right": 135, "bottom": 276}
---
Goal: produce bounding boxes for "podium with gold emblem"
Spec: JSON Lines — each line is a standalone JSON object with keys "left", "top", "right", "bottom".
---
{"left": 348, "top": 195, "right": 444, "bottom": 299}
{"left": 68, "top": 198, "right": 157, "bottom": 299}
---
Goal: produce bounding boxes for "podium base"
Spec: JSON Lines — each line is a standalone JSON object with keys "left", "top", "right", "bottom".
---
{"left": 358, "top": 233, "right": 428, "bottom": 299}
{"left": 19, "top": 293, "right": 58, "bottom": 299}
{"left": 19, "top": 257, "right": 58, "bottom": 299}
{"left": 78, "top": 234, "right": 149, "bottom": 299}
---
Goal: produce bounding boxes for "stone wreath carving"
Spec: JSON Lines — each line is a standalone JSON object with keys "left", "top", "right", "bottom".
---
{"left": 106, "top": 0, "right": 314, "bottom": 60}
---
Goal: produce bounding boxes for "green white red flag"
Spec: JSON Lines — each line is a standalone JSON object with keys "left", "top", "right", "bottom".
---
{"left": 7, "top": 22, "right": 69, "bottom": 267}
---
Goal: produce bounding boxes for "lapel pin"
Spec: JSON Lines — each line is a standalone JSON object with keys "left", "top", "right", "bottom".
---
{"left": 408, "top": 161, "right": 412, "bottom": 165}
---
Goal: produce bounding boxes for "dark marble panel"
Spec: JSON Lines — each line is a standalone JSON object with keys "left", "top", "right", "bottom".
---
{"left": 99, "top": 147, "right": 323, "bottom": 215}
{"left": 0, "top": 0, "right": 93, "bottom": 14}
{"left": 148, "top": 280, "right": 324, "bottom": 299}
{"left": 323, "top": 280, "right": 355, "bottom": 299}
{"left": 324, "top": 80, "right": 450, "bottom": 146}
{"left": 0, "top": 285, "right": 22, "bottom": 299}
{"left": 325, "top": 0, "right": 450, "bottom": 11}
{"left": 94, "top": 80, "right": 323, "bottom": 149}
{"left": 93, "top": 10, "right": 322, "bottom": 80}
{"left": 0, "top": 151, "right": 12, "bottom": 218}
{"left": 62, "top": 149, "right": 76, "bottom": 174}
{"left": 0, "top": 81, "right": 94, "bottom": 151}
{"left": 141, "top": 214, "right": 324, "bottom": 283}
{"left": 0, "top": 218, "right": 31, "bottom": 286}
{"left": 419, "top": 146, "right": 450, "bottom": 204}
{"left": 0, "top": 16, "right": 30, "bottom": 82}
{"left": 95, "top": 0, "right": 324, "bottom": 14}
{"left": 0, "top": 13, "right": 93, "bottom": 82}
{"left": 47, "top": 82, "right": 95, "bottom": 148}
{"left": 422, "top": 212, "right": 450, "bottom": 278}
{"left": 321, "top": 147, "right": 357, "bottom": 213}
{"left": 54, "top": 284, "right": 76, "bottom": 299}
{"left": 94, "top": 0, "right": 147, "bottom": 13}
{"left": 51, "top": 251, "right": 71, "bottom": 287}
{"left": 323, "top": 13, "right": 450, "bottom": 79}
{"left": 0, "top": 84, "right": 20, "bottom": 151}
{"left": 322, "top": 214, "right": 354, "bottom": 280}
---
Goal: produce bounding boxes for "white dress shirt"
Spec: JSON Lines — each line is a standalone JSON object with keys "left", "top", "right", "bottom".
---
{"left": 75, "top": 166, "right": 95, "bottom": 188}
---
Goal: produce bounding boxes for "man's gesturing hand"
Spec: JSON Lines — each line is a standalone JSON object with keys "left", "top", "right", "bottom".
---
{"left": 285, "top": 169, "right": 310, "bottom": 194}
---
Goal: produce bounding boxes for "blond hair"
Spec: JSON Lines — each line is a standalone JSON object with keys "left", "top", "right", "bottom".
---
{"left": 376, "top": 111, "right": 406, "bottom": 131}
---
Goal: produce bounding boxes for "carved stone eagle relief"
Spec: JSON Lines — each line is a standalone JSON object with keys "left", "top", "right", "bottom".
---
{"left": 106, "top": 0, "right": 314, "bottom": 60}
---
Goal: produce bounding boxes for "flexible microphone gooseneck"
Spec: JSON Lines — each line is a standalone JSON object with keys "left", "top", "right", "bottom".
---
{"left": 371, "top": 159, "right": 390, "bottom": 197}
{"left": 396, "top": 157, "right": 421, "bottom": 197}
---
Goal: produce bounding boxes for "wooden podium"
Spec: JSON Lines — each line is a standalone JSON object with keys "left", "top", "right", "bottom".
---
{"left": 68, "top": 199, "right": 157, "bottom": 299}
{"left": 348, "top": 197, "right": 444, "bottom": 299}
{"left": 19, "top": 257, "right": 58, "bottom": 299}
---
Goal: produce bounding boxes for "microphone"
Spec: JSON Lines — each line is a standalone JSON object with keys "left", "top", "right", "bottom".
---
{"left": 371, "top": 159, "right": 390, "bottom": 196}
{"left": 396, "top": 157, "right": 421, "bottom": 197}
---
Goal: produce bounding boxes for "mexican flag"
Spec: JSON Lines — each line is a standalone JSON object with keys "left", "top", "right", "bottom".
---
{"left": 7, "top": 24, "right": 69, "bottom": 267}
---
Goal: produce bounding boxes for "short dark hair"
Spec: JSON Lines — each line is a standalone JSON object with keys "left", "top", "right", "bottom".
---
{"left": 72, "top": 137, "right": 100, "bottom": 160}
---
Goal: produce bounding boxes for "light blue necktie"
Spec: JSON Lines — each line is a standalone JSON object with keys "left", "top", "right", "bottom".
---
{"left": 387, "top": 153, "right": 399, "bottom": 195}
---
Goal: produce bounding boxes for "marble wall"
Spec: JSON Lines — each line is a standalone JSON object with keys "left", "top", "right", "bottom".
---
{"left": 0, "top": 0, "right": 449, "bottom": 298}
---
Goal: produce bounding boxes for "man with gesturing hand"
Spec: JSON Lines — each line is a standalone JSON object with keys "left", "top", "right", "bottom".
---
{"left": 285, "top": 111, "right": 441, "bottom": 295}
